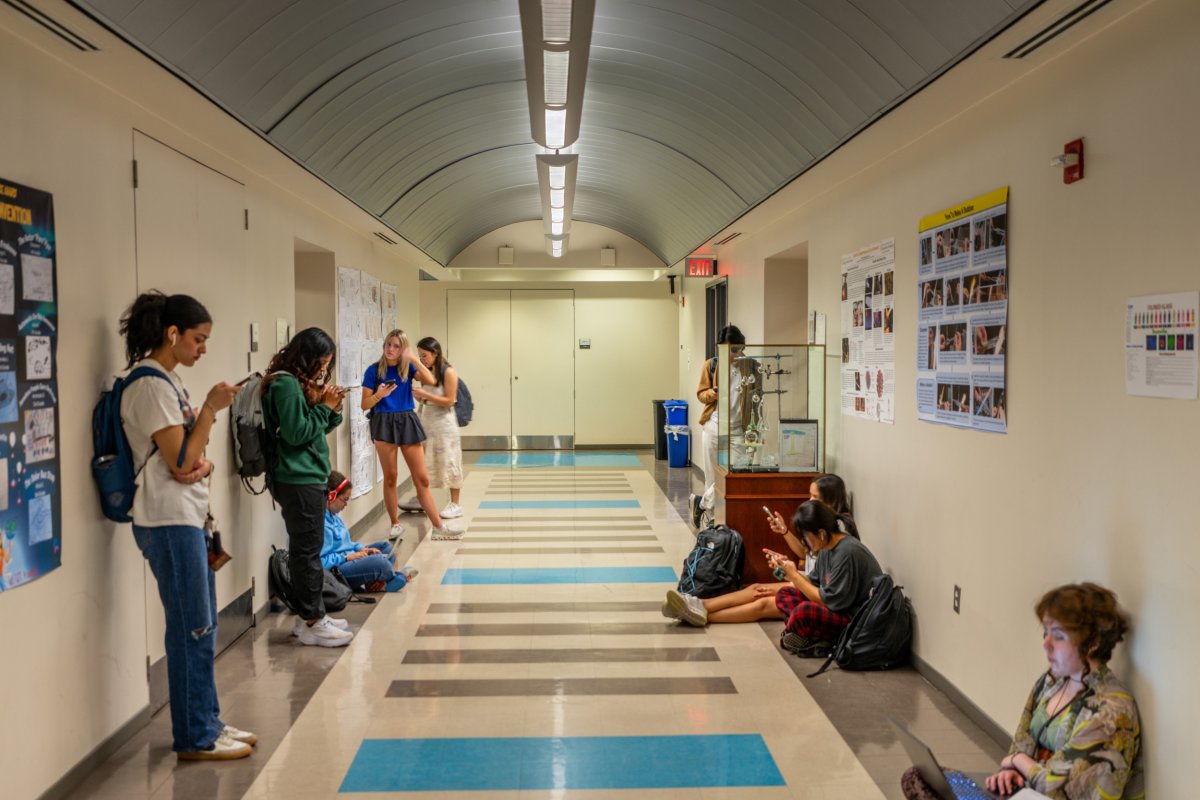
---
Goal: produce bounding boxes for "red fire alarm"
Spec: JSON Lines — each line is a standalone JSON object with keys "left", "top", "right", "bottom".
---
{"left": 1061, "top": 138, "right": 1084, "bottom": 184}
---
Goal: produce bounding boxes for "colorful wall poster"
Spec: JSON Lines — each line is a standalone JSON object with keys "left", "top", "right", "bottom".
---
{"left": 1124, "top": 291, "right": 1198, "bottom": 399}
{"left": 916, "top": 187, "right": 1008, "bottom": 433}
{"left": 840, "top": 239, "right": 895, "bottom": 423}
{"left": 0, "top": 177, "right": 60, "bottom": 592}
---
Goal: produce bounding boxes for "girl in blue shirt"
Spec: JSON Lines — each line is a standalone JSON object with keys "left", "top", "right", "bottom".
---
{"left": 322, "top": 471, "right": 417, "bottom": 592}
{"left": 362, "top": 329, "right": 465, "bottom": 541}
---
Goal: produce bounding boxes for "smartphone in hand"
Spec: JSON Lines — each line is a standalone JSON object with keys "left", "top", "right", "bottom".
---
{"left": 762, "top": 505, "right": 775, "bottom": 520}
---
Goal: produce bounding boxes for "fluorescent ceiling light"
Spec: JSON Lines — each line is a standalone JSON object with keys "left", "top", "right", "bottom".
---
{"left": 551, "top": 220, "right": 564, "bottom": 235}
{"left": 550, "top": 188, "right": 565, "bottom": 207}
{"left": 544, "top": 108, "right": 566, "bottom": 150}
{"left": 548, "top": 165, "right": 566, "bottom": 190}
{"left": 550, "top": 206, "right": 564, "bottom": 223}
{"left": 543, "top": 50, "right": 569, "bottom": 106}
{"left": 551, "top": 244, "right": 564, "bottom": 258}
{"left": 542, "top": 0, "right": 572, "bottom": 44}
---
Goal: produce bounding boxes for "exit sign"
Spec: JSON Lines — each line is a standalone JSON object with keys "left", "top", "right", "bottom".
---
{"left": 687, "top": 258, "right": 717, "bottom": 277}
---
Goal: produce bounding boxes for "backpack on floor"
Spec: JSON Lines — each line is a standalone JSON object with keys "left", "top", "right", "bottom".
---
{"left": 808, "top": 573, "right": 912, "bottom": 676}
{"left": 230, "top": 371, "right": 284, "bottom": 494}
{"left": 91, "top": 366, "right": 186, "bottom": 523}
{"left": 267, "top": 546, "right": 374, "bottom": 614}
{"left": 677, "top": 523, "right": 745, "bottom": 599}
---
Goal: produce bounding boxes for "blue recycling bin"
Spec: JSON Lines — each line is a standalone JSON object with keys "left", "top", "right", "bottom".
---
{"left": 663, "top": 400, "right": 688, "bottom": 426}
{"left": 665, "top": 425, "right": 690, "bottom": 468}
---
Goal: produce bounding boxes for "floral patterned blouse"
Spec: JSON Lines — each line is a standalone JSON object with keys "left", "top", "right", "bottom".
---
{"left": 1007, "top": 665, "right": 1143, "bottom": 799}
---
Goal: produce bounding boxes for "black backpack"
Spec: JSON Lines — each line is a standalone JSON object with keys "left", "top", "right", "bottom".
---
{"left": 809, "top": 573, "right": 912, "bottom": 676}
{"left": 267, "top": 546, "right": 373, "bottom": 614}
{"left": 677, "top": 524, "right": 745, "bottom": 598}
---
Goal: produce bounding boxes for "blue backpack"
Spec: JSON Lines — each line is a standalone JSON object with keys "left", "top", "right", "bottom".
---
{"left": 91, "top": 366, "right": 187, "bottom": 523}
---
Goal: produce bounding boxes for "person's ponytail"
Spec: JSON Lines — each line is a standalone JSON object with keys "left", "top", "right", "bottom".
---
{"left": 118, "top": 291, "right": 212, "bottom": 368}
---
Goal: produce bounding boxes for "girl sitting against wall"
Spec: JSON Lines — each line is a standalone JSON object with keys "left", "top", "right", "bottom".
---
{"left": 320, "top": 471, "right": 418, "bottom": 593}
{"left": 664, "top": 501, "right": 882, "bottom": 658}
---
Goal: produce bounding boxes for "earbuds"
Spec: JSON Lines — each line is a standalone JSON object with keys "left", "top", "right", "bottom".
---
{"left": 170, "top": 333, "right": 178, "bottom": 346}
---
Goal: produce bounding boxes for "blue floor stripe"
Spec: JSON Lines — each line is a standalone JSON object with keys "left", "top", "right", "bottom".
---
{"left": 340, "top": 734, "right": 785, "bottom": 792}
{"left": 442, "top": 567, "right": 677, "bottom": 584}
{"left": 479, "top": 499, "right": 641, "bottom": 509}
{"left": 475, "top": 452, "right": 643, "bottom": 468}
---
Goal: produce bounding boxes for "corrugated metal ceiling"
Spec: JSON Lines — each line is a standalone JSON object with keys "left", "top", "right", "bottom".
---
{"left": 73, "top": 0, "right": 1035, "bottom": 266}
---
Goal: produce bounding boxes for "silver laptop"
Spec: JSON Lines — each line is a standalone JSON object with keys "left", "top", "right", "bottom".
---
{"left": 888, "top": 716, "right": 1000, "bottom": 800}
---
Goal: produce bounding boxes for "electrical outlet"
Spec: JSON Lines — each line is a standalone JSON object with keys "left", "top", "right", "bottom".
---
{"left": 953, "top": 585, "right": 961, "bottom": 614}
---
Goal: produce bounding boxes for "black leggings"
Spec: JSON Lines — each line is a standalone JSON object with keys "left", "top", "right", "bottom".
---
{"left": 272, "top": 482, "right": 327, "bottom": 621}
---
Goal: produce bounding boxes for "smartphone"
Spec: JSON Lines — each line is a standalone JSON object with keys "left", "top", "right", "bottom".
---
{"left": 762, "top": 505, "right": 775, "bottom": 520}
{"left": 380, "top": 379, "right": 397, "bottom": 387}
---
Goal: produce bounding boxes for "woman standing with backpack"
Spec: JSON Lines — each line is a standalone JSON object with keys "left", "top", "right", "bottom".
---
{"left": 411, "top": 337, "right": 464, "bottom": 520}
{"left": 261, "top": 327, "right": 352, "bottom": 648}
{"left": 362, "top": 330, "right": 464, "bottom": 541}
{"left": 117, "top": 291, "right": 255, "bottom": 760}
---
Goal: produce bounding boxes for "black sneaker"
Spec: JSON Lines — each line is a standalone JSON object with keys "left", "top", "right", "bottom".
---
{"left": 689, "top": 494, "right": 703, "bottom": 528}
{"left": 780, "top": 631, "right": 833, "bottom": 658}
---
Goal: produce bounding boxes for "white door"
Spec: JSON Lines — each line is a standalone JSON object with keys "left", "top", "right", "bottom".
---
{"left": 132, "top": 132, "right": 246, "bottom": 691}
{"left": 511, "top": 290, "right": 574, "bottom": 446}
{"left": 447, "top": 290, "right": 513, "bottom": 448}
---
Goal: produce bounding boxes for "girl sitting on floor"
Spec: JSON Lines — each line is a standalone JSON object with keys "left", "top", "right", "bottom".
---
{"left": 664, "top": 501, "right": 882, "bottom": 657}
{"left": 321, "top": 471, "right": 418, "bottom": 593}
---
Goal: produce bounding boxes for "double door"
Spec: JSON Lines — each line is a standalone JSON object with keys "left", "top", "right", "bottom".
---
{"left": 447, "top": 289, "right": 574, "bottom": 449}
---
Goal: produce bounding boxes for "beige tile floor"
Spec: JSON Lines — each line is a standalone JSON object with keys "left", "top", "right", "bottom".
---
{"left": 65, "top": 452, "right": 1004, "bottom": 800}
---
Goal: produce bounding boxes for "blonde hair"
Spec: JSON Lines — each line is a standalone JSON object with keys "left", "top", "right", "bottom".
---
{"left": 377, "top": 329, "right": 409, "bottom": 382}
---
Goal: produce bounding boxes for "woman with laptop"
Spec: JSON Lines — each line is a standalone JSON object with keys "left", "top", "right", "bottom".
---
{"left": 902, "top": 582, "right": 1143, "bottom": 798}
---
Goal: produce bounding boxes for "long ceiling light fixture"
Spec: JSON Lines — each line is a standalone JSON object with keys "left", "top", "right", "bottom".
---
{"left": 520, "top": 0, "right": 594, "bottom": 257}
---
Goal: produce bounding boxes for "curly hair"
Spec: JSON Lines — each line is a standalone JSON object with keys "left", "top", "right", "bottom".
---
{"left": 1036, "top": 583, "right": 1130, "bottom": 665}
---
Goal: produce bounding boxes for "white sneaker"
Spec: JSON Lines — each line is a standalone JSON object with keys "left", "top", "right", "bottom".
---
{"left": 295, "top": 616, "right": 354, "bottom": 646}
{"left": 439, "top": 502, "right": 463, "bottom": 519}
{"left": 389, "top": 522, "right": 405, "bottom": 542}
{"left": 399, "top": 565, "right": 420, "bottom": 580}
{"left": 398, "top": 496, "right": 423, "bottom": 512}
{"left": 177, "top": 733, "right": 253, "bottom": 761}
{"left": 220, "top": 725, "right": 258, "bottom": 746}
{"left": 292, "top": 616, "right": 350, "bottom": 636}
{"left": 665, "top": 589, "right": 708, "bottom": 627}
{"left": 431, "top": 525, "right": 465, "bottom": 541}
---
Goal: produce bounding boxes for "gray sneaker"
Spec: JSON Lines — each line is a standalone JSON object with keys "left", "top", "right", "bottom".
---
{"left": 661, "top": 598, "right": 682, "bottom": 620}
{"left": 431, "top": 525, "right": 464, "bottom": 541}
{"left": 666, "top": 589, "right": 708, "bottom": 627}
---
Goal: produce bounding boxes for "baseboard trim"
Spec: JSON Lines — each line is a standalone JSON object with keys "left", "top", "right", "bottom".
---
{"left": 574, "top": 444, "right": 653, "bottom": 451}
{"left": 910, "top": 651, "right": 1010, "bottom": 749}
{"left": 36, "top": 705, "right": 152, "bottom": 800}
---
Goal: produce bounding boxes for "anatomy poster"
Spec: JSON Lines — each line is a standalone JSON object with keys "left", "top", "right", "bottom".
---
{"left": 0, "top": 177, "right": 60, "bottom": 592}
{"left": 916, "top": 187, "right": 1008, "bottom": 432}
{"left": 840, "top": 239, "right": 895, "bottom": 423}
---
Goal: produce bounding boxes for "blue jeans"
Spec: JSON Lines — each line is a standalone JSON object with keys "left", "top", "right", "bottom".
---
{"left": 335, "top": 540, "right": 398, "bottom": 590}
{"left": 132, "top": 524, "right": 223, "bottom": 752}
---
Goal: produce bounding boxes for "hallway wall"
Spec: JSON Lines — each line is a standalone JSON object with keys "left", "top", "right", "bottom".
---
{"left": 0, "top": 16, "right": 424, "bottom": 799}
{"left": 700, "top": 0, "right": 1198, "bottom": 794}
{"left": 419, "top": 282, "right": 680, "bottom": 446}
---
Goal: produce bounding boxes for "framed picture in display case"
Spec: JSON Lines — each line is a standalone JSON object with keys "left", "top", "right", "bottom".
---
{"left": 779, "top": 419, "right": 819, "bottom": 471}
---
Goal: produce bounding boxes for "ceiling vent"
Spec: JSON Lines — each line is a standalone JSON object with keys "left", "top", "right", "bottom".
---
{"left": 713, "top": 232, "right": 742, "bottom": 246}
{"left": 1004, "top": 0, "right": 1115, "bottom": 59}
{"left": 373, "top": 231, "right": 397, "bottom": 245}
{"left": 1, "top": 0, "right": 98, "bottom": 51}
{"left": 599, "top": 247, "right": 616, "bottom": 267}
{"left": 498, "top": 246, "right": 515, "bottom": 265}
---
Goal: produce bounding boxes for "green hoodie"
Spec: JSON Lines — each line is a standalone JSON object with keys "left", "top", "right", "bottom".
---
{"left": 263, "top": 374, "right": 343, "bottom": 485}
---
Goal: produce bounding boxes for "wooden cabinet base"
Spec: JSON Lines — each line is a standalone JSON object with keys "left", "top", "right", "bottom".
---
{"left": 716, "top": 468, "right": 818, "bottom": 585}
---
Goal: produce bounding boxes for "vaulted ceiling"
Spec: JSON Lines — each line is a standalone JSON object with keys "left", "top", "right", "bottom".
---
{"left": 73, "top": 0, "right": 1038, "bottom": 267}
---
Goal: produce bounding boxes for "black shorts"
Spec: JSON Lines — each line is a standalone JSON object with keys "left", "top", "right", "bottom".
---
{"left": 369, "top": 410, "right": 426, "bottom": 446}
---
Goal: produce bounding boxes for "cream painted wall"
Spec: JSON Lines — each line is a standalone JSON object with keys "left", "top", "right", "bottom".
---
{"left": 690, "top": 0, "right": 1198, "bottom": 794}
{"left": 420, "top": 282, "right": 679, "bottom": 445}
{"left": 763, "top": 257, "right": 808, "bottom": 343}
{"left": 0, "top": 19, "right": 423, "bottom": 799}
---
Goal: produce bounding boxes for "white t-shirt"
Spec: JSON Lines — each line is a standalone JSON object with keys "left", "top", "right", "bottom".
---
{"left": 119, "top": 358, "right": 208, "bottom": 528}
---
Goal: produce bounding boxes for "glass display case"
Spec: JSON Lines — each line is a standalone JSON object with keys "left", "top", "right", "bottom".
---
{"left": 716, "top": 343, "right": 826, "bottom": 473}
